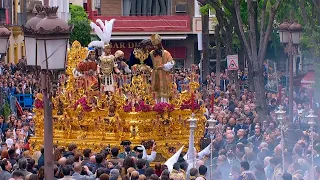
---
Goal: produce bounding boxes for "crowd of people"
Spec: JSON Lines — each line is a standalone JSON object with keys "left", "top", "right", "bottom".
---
{"left": 0, "top": 51, "right": 318, "bottom": 180}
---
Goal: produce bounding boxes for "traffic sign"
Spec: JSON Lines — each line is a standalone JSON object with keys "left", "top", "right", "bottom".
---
{"left": 227, "top": 55, "right": 239, "bottom": 70}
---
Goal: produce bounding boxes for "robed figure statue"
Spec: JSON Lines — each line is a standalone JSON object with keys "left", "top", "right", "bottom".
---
{"left": 150, "top": 34, "right": 175, "bottom": 103}
{"left": 128, "top": 39, "right": 153, "bottom": 68}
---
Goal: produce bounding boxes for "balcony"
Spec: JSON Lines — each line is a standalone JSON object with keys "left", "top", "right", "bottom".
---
{"left": 88, "top": 12, "right": 191, "bottom": 33}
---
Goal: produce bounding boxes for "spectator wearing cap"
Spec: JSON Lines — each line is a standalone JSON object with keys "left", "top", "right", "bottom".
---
{"left": 118, "top": 140, "right": 136, "bottom": 159}
{"left": 0, "top": 159, "right": 12, "bottom": 180}
{"left": 233, "top": 117, "right": 249, "bottom": 134}
{"left": 134, "top": 144, "right": 156, "bottom": 166}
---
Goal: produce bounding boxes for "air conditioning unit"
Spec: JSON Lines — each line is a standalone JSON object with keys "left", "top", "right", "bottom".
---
{"left": 175, "top": 4, "right": 187, "bottom": 13}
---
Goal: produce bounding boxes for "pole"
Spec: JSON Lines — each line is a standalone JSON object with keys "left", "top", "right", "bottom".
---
{"left": 210, "top": 134, "right": 213, "bottom": 180}
{"left": 42, "top": 72, "right": 54, "bottom": 180}
{"left": 311, "top": 124, "right": 315, "bottom": 180}
{"left": 43, "top": 0, "right": 49, "bottom": 6}
{"left": 281, "top": 121, "right": 285, "bottom": 172}
{"left": 288, "top": 36, "right": 294, "bottom": 123}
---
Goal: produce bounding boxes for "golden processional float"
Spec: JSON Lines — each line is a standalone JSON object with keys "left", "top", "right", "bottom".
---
{"left": 29, "top": 41, "right": 206, "bottom": 161}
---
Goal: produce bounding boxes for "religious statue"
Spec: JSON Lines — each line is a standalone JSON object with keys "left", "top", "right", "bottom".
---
{"left": 75, "top": 47, "right": 98, "bottom": 90}
{"left": 88, "top": 18, "right": 122, "bottom": 92}
{"left": 128, "top": 39, "right": 153, "bottom": 69}
{"left": 150, "top": 34, "right": 175, "bottom": 103}
{"left": 115, "top": 50, "right": 131, "bottom": 74}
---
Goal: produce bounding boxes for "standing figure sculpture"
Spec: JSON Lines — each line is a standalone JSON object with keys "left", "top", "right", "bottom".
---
{"left": 75, "top": 47, "right": 99, "bottom": 90}
{"left": 150, "top": 34, "right": 175, "bottom": 103}
{"left": 89, "top": 18, "right": 126, "bottom": 93}
{"left": 128, "top": 39, "right": 153, "bottom": 68}
{"left": 99, "top": 44, "right": 120, "bottom": 92}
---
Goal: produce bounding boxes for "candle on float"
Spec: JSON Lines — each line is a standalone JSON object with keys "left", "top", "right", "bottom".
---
{"left": 119, "top": 88, "right": 122, "bottom": 96}
{"left": 191, "top": 74, "right": 194, "bottom": 82}
{"left": 152, "top": 92, "right": 156, "bottom": 100}
{"left": 132, "top": 66, "right": 137, "bottom": 74}
{"left": 211, "top": 93, "right": 215, "bottom": 114}
{"left": 195, "top": 74, "right": 199, "bottom": 82}
{"left": 191, "top": 64, "right": 196, "bottom": 73}
{"left": 181, "top": 84, "right": 185, "bottom": 91}
{"left": 149, "top": 86, "right": 152, "bottom": 94}
{"left": 191, "top": 92, "right": 195, "bottom": 112}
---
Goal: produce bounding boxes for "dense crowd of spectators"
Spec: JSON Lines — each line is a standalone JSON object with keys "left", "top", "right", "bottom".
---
{"left": 0, "top": 56, "right": 318, "bottom": 180}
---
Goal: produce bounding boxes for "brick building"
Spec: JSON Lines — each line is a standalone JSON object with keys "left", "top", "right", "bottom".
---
{"left": 86, "top": 0, "right": 217, "bottom": 69}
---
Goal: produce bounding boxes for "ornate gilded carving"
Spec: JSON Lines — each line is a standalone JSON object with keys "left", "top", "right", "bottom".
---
{"left": 29, "top": 41, "right": 205, "bottom": 161}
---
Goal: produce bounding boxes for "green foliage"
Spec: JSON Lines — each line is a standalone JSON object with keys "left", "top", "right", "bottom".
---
{"left": 70, "top": 5, "right": 88, "bottom": 20}
{"left": 69, "top": 5, "right": 91, "bottom": 47}
{"left": 3, "top": 102, "right": 10, "bottom": 120}
{"left": 200, "top": 4, "right": 214, "bottom": 15}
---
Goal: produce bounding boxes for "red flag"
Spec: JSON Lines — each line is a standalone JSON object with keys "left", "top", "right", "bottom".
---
{"left": 16, "top": 100, "right": 23, "bottom": 117}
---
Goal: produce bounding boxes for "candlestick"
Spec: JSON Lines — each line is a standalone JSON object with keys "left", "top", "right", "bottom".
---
{"left": 211, "top": 94, "right": 215, "bottom": 114}
{"left": 191, "top": 93, "right": 195, "bottom": 112}
{"left": 191, "top": 64, "right": 195, "bottom": 73}
{"left": 132, "top": 66, "right": 137, "bottom": 74}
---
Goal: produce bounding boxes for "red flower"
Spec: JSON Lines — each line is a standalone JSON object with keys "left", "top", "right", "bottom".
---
{"left": 35, "top": 99, "right": 44, "bottom": 109}
{"left": 153, "top": 103, "right": 174, "bottom": 114}
{"left": 74, "top": 97, "right": 92, "bottom": 112}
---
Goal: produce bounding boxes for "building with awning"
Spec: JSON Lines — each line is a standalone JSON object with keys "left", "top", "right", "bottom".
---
{"left": 85, "top": 0, "right": 217, "bottom": 69}
{"left": 301, "top": 71, "right": 315, "bottom": 88}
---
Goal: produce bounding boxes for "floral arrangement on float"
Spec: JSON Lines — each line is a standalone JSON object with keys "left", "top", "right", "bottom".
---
{"left": 123, "top": 100, "right": 152, "bottom": 112}
{"left": 74, "top": 97, "right": 92, "bottom": 112}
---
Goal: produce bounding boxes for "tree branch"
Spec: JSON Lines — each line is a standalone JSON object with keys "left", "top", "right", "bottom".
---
{"left": 247, "top": 0, "right": 258, "bottom": 59}
{"left": 257, "top": 0, "right": 282, "bottom": 66}
{"left": 258, "top": 0, "right": 268, "bottom": 53}
{"left": 234, "top": 0, "right": 252, "bottom": 58}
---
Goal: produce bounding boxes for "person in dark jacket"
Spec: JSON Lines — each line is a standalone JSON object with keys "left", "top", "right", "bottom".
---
{"left": 37, "top": 148, "right": 44, "bottom": 169}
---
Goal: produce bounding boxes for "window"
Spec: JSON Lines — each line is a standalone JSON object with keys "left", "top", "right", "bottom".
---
{"left": 123, "top": 0, "right": 171, "bottom": 16}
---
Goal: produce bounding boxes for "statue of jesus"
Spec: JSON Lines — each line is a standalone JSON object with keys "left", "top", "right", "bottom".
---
{"left": 150, "top": 34, "right": 175, "bottom": 103}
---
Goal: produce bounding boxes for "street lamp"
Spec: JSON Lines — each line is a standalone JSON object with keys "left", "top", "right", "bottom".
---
{"left": 207, "top": 114, "right": 217, "bottom": 180}
{"left": 187, "top": 113, "right": 197, "bottom": 168}
{"left": 22, "top": 6, "right": 72, "bottom": 180}
{"left": 279, "top": 19, "right": 303, "bottom": 123}
{"left": 23, "top": 5, "right": 45, "bottom": 66}
{"left": 306, "top": 109, "right": 318, "bottom": 180}
{"left": 275, "top": 105, "right": 286, "bottom": 172}
{"left": 0, "top": 25, "right": 11, "bottom": 55}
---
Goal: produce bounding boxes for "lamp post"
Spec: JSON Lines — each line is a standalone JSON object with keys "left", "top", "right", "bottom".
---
{"left": 187, "top": 113, "right": 197, "bottom": 168}
{"left": 22, "top": 6, "right": 71, "bottom": 180}
{"left": 279, "top": 19, "right": 303, "bottom": 122}
{"left": 306, "top": 109, "right": 318, "bottom": 180}
{"left": 207, "top": 114, "right": 217, "bottom": 180}
{"left": 275, "top": 105, "right": 286, "bottom": 172}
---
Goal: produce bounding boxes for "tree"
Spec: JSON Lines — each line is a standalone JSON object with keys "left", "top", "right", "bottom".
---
{"left": 69, "top": 5, "right": 91, "bottom": 47}
{"left": 198, "top": 0, "right": 283, "bottom": 117}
